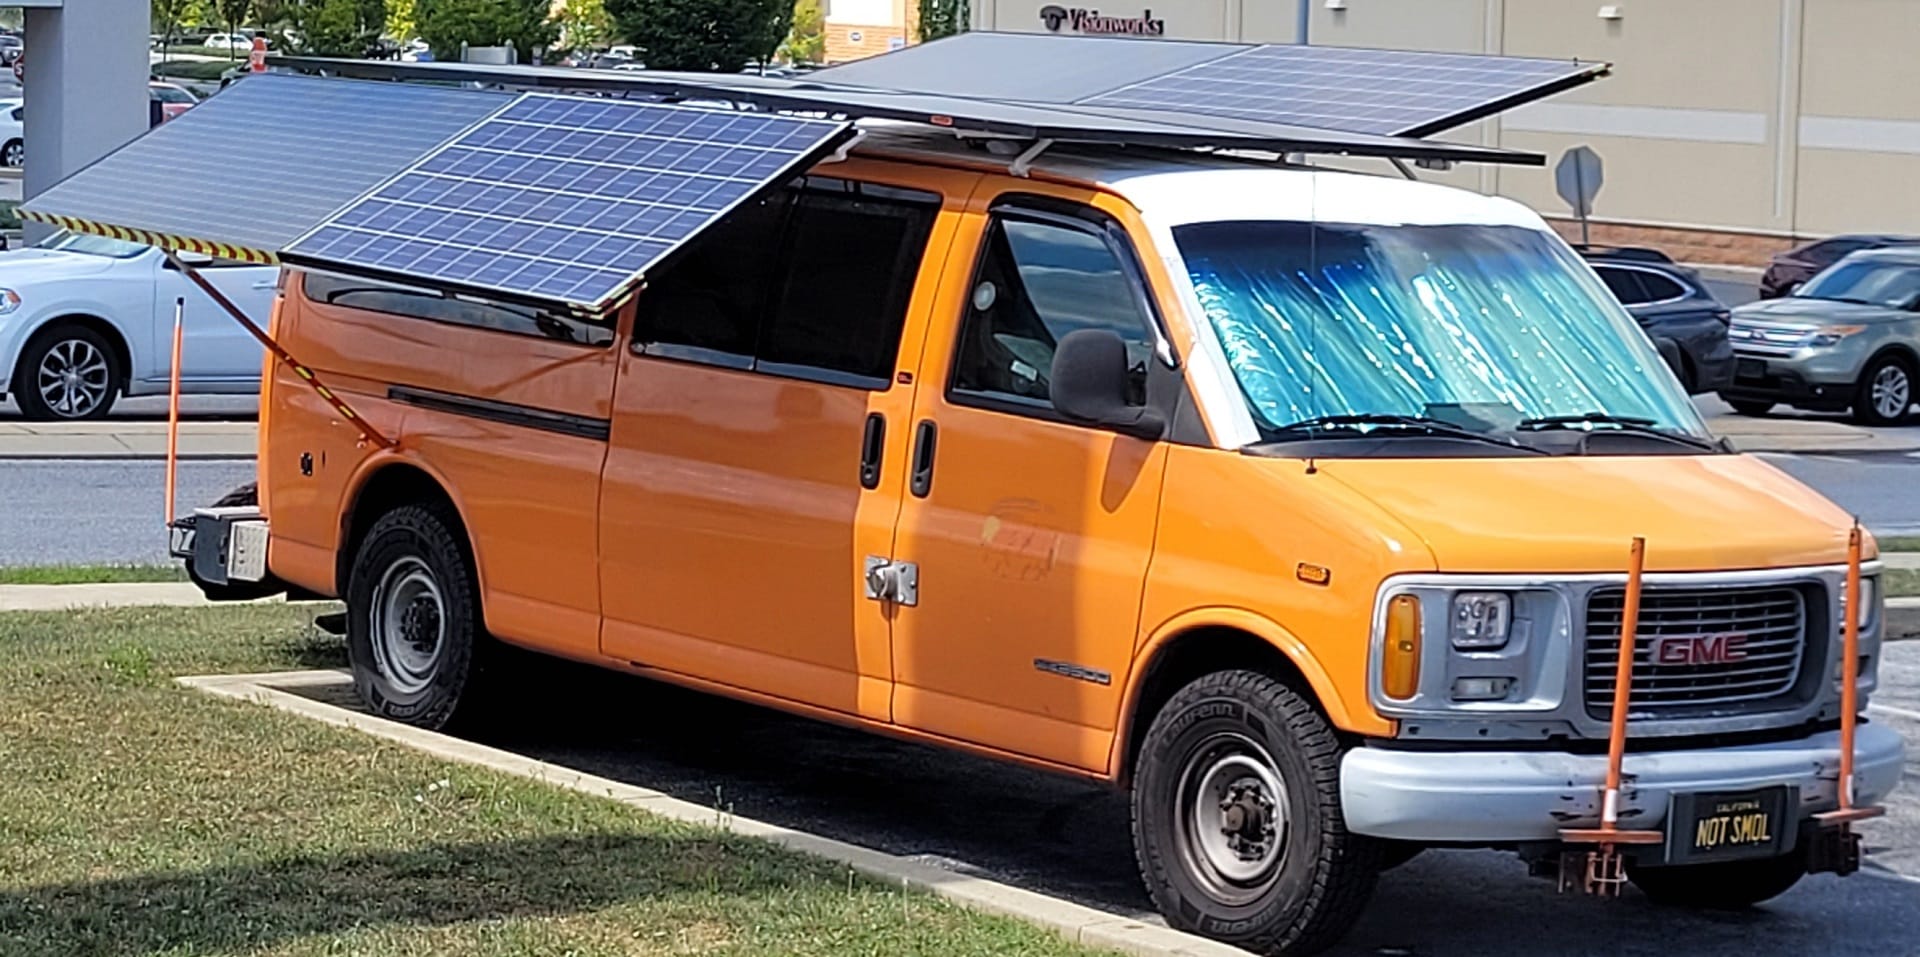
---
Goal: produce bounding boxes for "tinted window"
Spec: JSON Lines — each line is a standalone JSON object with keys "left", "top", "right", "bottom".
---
{"left": 757, "top": 189, "right": 937, "bottom": 386}
{"left": 1805, "top": 238, "right": 1872, "bottom": 266}
{"left": 1638, "top": 271, "right": 1687, "bottom": 301}
{"left": 632, "top": 191, "right": 790, "bottom": 368}
{"left": 952, "top": 215, "right": 1153, "bottom": 408}
{"left": 1594, "top": 265, "right": 1648, "bottom": 304}
{"left": 303, "top": 272, "right": 613, "bottom": 346}
{"left": 634, "top": 179, "right": 938, "bottom": 387}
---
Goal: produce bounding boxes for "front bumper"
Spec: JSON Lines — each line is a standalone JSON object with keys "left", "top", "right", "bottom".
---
{"left": 1340, "top": 723, "right": 1904, "bottom": 843}
{"left": 1720, "top": 348, "right": 1867, "bottom": 410}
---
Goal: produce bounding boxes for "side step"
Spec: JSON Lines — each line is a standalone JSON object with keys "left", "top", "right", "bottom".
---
{"left": 315, "top": 611, "right": 347, "bottom": 636}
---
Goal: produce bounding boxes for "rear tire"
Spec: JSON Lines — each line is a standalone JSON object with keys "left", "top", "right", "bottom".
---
{"left": 1627, "top": 851, "right": 1806, "bottom": 909}
{"left": 1852, "top": 353, "right": 1914, "bottom": 426}
{"left": 1724, "top": 398, "right": 1774, "bottom": 417}
{"left": 1131, "top": 670, "right": 1378, "bottom": 956}
{"left": 346, "top": 502, "right": 494, "bottom": 731}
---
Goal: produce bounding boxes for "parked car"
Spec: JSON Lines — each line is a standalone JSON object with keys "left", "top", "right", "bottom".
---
{"left": 0, "top": 232, "right": 271, "bottom": 420}
{"left": 0, "top": 98, "right": 20, "bottom": 167}
{"left": 201, "top": 33, "right": 259, "bottom": 53}
{"left": 1720, "top": 247, "right": 1920, "bottom": 424}
{"left": 1579, "top": 245, "right": 1734, "bottom": 394}
{"left": 0, "top": 35, "right": 22, "bottom": 66}
{"left": 1760, "top": 233, "right": 1920, "bottom": 299}
{"left": 149, "top": 81, "right": 199, "bottom": 122}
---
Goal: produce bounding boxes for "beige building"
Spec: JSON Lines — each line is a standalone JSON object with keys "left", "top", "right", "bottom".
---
{"left": 823, "top": 0, "right": 914, "bottom": 63}
{"left": 950, "top": 0, "right": 1920, "bottom": 265}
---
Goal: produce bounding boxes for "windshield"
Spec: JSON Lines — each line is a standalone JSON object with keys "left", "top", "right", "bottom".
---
{"left": 1175, "top": 221, "right": 1707, "bottom": 445}
{"left": 41, "top": 230, "right": 148, "bottom": 258}
{"left": 1796, "top": 259, "right": 1920, "bottom": 308}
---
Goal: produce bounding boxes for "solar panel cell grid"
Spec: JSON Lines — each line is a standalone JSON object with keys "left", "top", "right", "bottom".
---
{"left": 285, "top": 93, "right": 849, "bottom": 309}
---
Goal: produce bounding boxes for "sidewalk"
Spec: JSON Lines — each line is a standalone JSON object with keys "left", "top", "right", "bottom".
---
{"left": 1708, "top": 414, "right": 1920, "bottom": 455}
{"left": 0, "top": 581, "right": 272, "bottom": 611}
{"left": 0, "top": 421, "right": 256, "bottom": 459}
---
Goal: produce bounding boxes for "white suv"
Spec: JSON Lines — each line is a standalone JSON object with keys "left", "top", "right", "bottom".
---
{"left": 0, "top": 232, "right": 273, "bottom": 419}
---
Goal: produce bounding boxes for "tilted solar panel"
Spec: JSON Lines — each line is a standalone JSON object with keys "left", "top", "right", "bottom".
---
{"left": 1077, "top": 44, "right": 1604, "bottom": 138}
{"left": 283, "top": 94, "right": 852, "bottom": 310}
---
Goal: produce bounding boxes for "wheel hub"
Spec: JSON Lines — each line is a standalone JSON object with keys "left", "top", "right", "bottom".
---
{"left": 1219, "top": 781, "right": 1277, "bottom": 862}
{"left": 369, "top": 557, "right": 446, "bottom": 695}
{"left": 1176, "top": 736, "right": 1291, "bottom": 903}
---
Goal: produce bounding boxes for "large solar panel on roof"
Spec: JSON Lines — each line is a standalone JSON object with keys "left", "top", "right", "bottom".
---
{"left": 283, "top": 94, "right": 851, "bottom": 310}
{"left": 1076, "top": 44, "right": 1602, "bottom": 137}
{"left": 20, "top": 75, "right": 514, "bottom": 259}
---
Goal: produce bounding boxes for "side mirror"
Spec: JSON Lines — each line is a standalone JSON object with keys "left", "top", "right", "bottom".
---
{"left": 169, "top": 249, "right": 213, "bottom": 268}
{"left": 1049, "top": 328, "right": 1165, "bottom": 440}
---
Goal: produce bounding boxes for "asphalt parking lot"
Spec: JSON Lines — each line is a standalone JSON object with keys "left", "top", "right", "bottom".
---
{"left": 292, "top": 639, "right": 1920, "bottom": 956}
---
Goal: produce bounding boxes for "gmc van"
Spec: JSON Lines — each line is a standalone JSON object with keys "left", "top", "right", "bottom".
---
{"left": 180, "top": 127, "right": 1902, "bottom": 955}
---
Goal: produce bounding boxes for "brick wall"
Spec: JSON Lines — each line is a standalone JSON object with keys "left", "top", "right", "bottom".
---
{"left": 1545, "top": 218, "right": 1798, "bottom": 268}
{"left": 824, "top": 23, "right": 906, "bottom": 62}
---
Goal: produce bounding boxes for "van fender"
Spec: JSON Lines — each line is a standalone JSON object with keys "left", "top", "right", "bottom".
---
{"left": 336, "top": 448, "right": 490, "bottom": 598}
{"left": 1111, "top": 606, "right": 1389, "bottom": 777}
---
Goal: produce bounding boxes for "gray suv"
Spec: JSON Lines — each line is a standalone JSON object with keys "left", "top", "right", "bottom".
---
{"left": 1719, "top": 247, "right": 1920, "bottom": 425}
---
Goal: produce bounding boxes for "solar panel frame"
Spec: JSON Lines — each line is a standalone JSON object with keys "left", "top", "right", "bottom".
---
{"left": 281, "top": 93, "right": 854, "bottom": 313}
{"left": 1075, "top": 44, "right": 1607, "bottom": 138}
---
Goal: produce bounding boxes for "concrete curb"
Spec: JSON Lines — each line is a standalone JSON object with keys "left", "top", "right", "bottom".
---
{"left": 0, "top": 422, "right": 257, "bottom": 460}
{"left": 179, "top": 670, "right": 1249, "bottom": 957}
{"left": 0, "top": 581, "right": 274, "bottom": 612}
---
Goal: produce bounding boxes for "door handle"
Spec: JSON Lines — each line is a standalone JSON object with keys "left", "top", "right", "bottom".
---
{"left": 909, "top": 419, "right": 936, "bottom": 498}
{"left": 249, "top": 281, "right": 276, "bottom": 290}
{"left": 859, "top": 412, "right": 885, "bottom": 490}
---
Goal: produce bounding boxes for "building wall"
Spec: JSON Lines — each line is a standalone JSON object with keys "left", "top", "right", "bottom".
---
{"left": 950, "top": 0, "right": 1920, "bottom": 261}
{"left": 825, "top": 0, "right": 909, "bottom": 62}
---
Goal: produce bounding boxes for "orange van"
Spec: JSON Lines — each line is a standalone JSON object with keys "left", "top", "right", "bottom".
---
{"left": 178, "top": 126, "right": 1901, "bottom": 954}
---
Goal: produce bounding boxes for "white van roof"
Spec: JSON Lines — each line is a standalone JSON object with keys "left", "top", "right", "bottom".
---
{"left": 853, "top": 122, "right": 1552, "bottom": 232}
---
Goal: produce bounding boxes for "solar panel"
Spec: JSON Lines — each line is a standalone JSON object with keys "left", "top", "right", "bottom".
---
{"left": 284, "top": 94, "right": 851, "bottom": 310}
{"left": 1078, "top": 44, "right": 1603, "bottom": 138}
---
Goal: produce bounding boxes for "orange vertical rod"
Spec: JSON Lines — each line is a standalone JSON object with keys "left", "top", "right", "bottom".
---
{"left": 1601, "top": 536, "right": 1647, "bottom": 831}
{"left": 164, "top": 299, "right": 184, "bottom": 526}
{"left": 1840, "top": 524, "right": 1863, "bottom": 809}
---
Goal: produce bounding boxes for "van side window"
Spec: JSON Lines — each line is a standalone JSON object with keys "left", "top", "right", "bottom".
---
{"left": 951, "top": 215, "right": 1152, "bottom": 410}
{"left": 634, "top": 179, "right": 938, "bottom": 389}
{"left": 757, "top": 190, "right": 937, "bottom": 386}
{"left": 301, "top": 272, "right": 614, "bottom": 346}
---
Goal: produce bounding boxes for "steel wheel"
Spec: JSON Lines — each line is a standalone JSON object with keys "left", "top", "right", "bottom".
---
{"left": 368, "top": 556, "right": 446, "bottom": 695}
{"left": 1173, "top": 731, "right": 1290, "bottom": 905}
{"left": 35, "top": 336, "right": 113, "bottom": 419}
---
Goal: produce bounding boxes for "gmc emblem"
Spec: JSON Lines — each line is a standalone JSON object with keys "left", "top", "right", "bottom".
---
{"left": 1650, "top": 634, "right": 1750, "bottom": 666}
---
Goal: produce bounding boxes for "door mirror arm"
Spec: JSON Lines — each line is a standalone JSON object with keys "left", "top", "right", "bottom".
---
{"left": 1049, "top": 328, "right": 1165, "bottom": 441}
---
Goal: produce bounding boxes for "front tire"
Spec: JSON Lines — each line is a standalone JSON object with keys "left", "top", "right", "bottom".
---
{"left": 1853, "top": 353, "right": 1914, "bottom": 426}
{"left": 346, "top": 503, "right": 492, "bottom": 731}
{"left": 1627, "top": 851, "right": 1806, "bottom": 908}
{"left": 13, "top": 323, "right": 122, "bottom": 420}
{"left": 1131, "top": 670, "right": 1378, "bottom": 956}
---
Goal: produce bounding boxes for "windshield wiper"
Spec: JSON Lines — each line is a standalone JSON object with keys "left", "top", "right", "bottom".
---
{"left": 1517, "top": 413, "right": 1720, "bottom": 451}
{"left": 1266, "top": 414, "right": 1546, "bottom": 454}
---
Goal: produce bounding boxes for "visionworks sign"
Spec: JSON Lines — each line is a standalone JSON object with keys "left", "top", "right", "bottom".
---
{"left": 1038, "top": 5, "right": 1167, "bottom": 36}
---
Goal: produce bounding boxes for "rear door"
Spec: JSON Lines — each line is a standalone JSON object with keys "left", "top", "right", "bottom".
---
{"left": 598, "top": 164, "right": 973, "bottom": 720}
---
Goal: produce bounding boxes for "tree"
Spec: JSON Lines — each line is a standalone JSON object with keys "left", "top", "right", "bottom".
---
{"left": 778, "top": 0, "right": 822, "bottom": 65}
{"left": 605, "top": 0, "right": 792, "bottom": 72}
{"left": 386, "top": 0, "right": 416, "bottom": 40}
{"left": 553, "top": 0, "right": 614, "bottom": 55}
{"left": 915, "top": 0, "right": 966, "bottom": 42}
{"left": 215, "top": 0, "right": 255, "bottom": 56}
{"left": 414, "top": 0, "right": 557, "bottom": 62}
{"left": 153, "top": 0, "right": 195, "bottom": 59}
{"left": 257, "top": 0, "right": 387, "bottom": 55}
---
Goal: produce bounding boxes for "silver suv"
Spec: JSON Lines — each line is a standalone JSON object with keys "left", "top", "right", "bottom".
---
{"left": 1720, "top": 247, "right": 1920, "bottom": 425}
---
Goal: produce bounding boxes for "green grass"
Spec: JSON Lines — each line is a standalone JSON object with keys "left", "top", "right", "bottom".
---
{"left": 1879, "top": 536, "right": 1920, "bottom": 553}
{"left": 1886, "top": 568, "right": 1920, "bottom": 599}
{"left": 151, "top": 59, "right": 236, "bottom": 81}
{"left": 0, "top": 605, "right": 1104, "bottom": 956}
{"left": 0, "top": 564, "right": 188, "bottom": 585}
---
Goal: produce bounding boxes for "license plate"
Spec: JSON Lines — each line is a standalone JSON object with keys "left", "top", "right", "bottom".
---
{"left": 1736, "top": 357, "right": 1767, "bottom": 379}
{"left": 1666, "top": 785, "right": 1794, "bottom": 864}
{"left": 168, "top": 524, "right": 196, "bottom": 558}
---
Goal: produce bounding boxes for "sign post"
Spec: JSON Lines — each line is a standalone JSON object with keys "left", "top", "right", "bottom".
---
{"left": 1555, "top": 145, "right": 1604, "bottom": 246}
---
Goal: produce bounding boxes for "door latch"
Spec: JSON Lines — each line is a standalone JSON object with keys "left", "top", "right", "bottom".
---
{"left": 863, "top": 556, "right": 919, "bottom": 606}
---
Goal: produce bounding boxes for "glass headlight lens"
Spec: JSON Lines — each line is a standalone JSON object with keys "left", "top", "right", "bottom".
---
{"left": 1451, "top": 592, "right": 1512, "bottom": 649}
{"left": 1855, "top": 577, "right": 1877, "bottom": 629}
{"left": 1807, "top": 324, "right": 1864, "bottom": 347}
{"left": 0, "top": 288, "right": 19, "bottom": 314}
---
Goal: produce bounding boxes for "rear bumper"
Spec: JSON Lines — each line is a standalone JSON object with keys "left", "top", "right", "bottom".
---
{"left": 1340, "top": 723, "right": 1904, "bottom": 844}
{"left": 172, "top": 508, "right": 282, "bottom": 600}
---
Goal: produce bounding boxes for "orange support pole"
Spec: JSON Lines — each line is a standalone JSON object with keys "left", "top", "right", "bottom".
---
{"left": 164, "top": 300, "right": 184, "bottom": 526}
{"left": 1600, "top": 536, "right": 1646, "bottom": 831}
{"left": 1840, "top": 524, "right": 1862, "bottom": 810}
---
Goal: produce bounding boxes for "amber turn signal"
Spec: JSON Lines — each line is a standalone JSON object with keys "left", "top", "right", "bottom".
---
{"left": 1383, "top": 594, "right": 1422, "bottom": 700}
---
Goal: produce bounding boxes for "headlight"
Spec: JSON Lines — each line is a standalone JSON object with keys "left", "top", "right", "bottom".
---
{"left": 0, "top": 288, "right": 19, "bottom": 314}
{"left": 1854, "top": 576, "right": 1877, "bottom": 629}
{"left": 1450, "top": 592, "right": 1512, "bottom": 649}
{"left": 1807, "top": 324, "right": 1865, "bottom": 347}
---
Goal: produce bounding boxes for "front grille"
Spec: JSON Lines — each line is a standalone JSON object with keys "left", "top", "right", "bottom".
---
{"left": 1584, "top": 585, "right": 1807, "bottom": 716}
